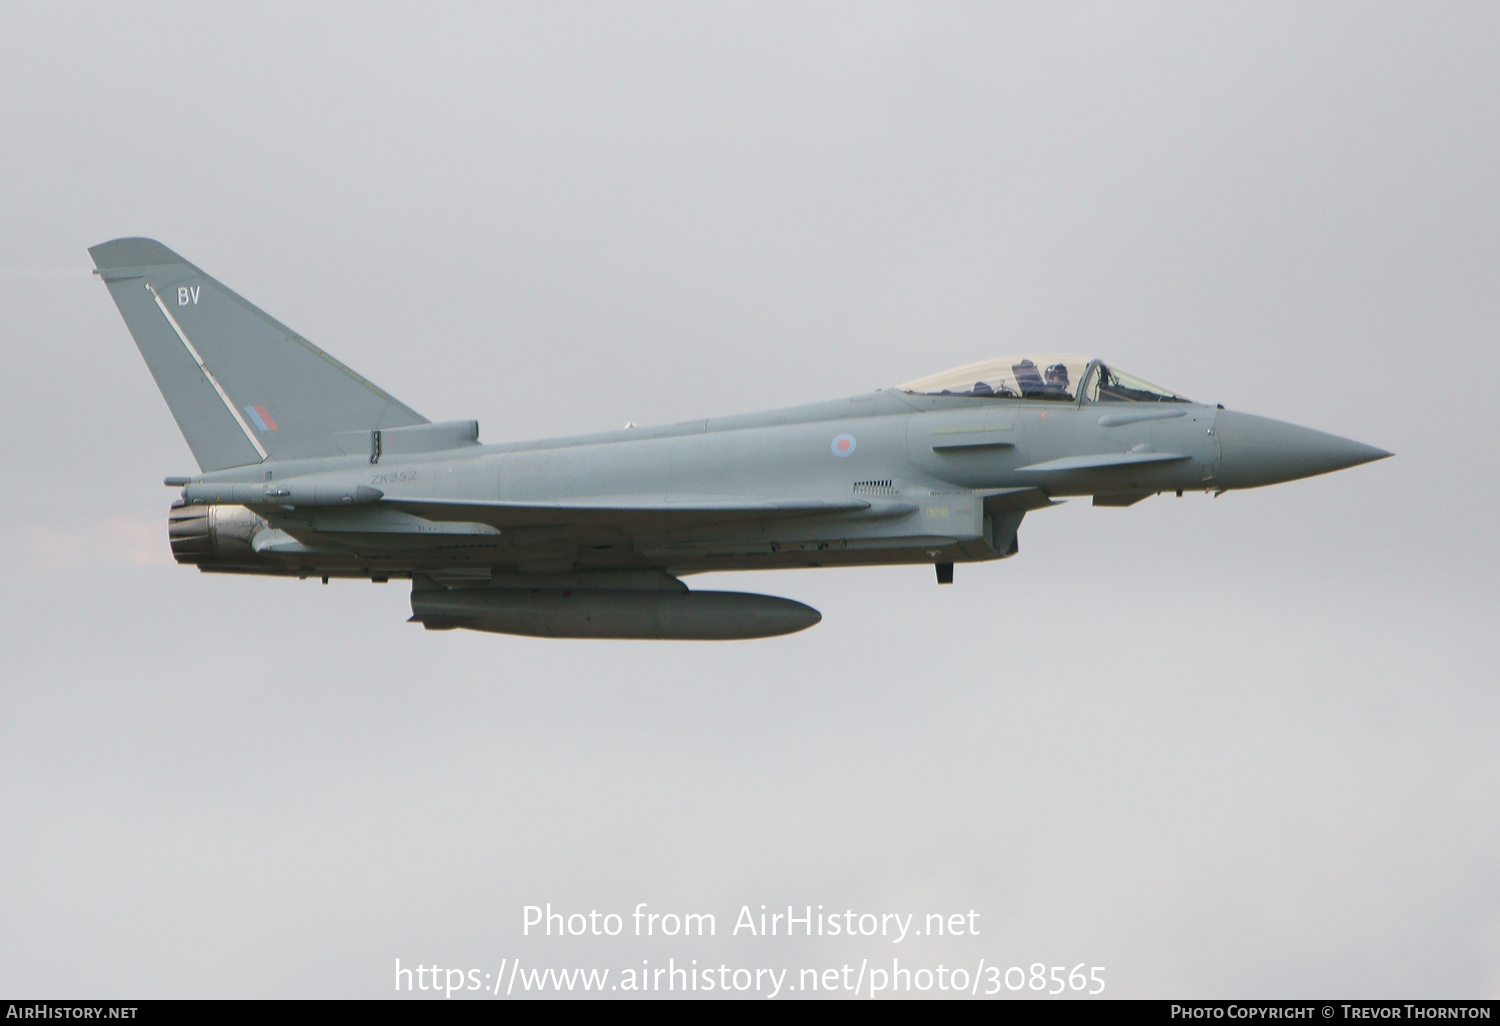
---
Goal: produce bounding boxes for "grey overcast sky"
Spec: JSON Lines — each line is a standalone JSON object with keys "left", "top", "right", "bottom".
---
{"left": 1, "top": 1, "right": 1496, "bottom": 999}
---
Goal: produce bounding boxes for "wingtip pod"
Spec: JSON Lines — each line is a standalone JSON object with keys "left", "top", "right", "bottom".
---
{"left": 88, "top": 237, "right": 191, "bottom": 270}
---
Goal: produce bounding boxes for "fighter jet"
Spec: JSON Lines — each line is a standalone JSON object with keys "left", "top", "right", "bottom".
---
{"left": 91, "top": 238, "right": 1390, "bottom": 640}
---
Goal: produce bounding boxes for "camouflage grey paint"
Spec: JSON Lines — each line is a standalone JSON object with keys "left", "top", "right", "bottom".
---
{"left": 90, "top": 237, "right": 426, "bottom": 470}
{"left": 94, "top": 239, "right": 1390, "bottom": 639}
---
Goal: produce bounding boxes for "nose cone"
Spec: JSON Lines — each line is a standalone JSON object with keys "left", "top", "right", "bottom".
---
{"left": 1214, "top": 410, "right": 1391, "bottom": 489}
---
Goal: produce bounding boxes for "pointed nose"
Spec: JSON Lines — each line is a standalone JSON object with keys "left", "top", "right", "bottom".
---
{"left": 1214, "top": 410, "right": 1391, "bottom": 489}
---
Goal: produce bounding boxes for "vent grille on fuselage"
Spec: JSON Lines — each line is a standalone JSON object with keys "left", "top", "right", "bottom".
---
{"left": 853, "top": 479, "right": 895, "bottom": 496}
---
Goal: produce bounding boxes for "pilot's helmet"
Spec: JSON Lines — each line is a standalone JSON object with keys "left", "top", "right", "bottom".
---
{"left": 1045, "top": 363, "right": 1070, "bottom": 389}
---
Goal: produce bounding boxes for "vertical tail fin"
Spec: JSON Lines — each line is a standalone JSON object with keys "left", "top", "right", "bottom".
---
{"left": 90, "top": 237, "right": 427, "bottom": 471}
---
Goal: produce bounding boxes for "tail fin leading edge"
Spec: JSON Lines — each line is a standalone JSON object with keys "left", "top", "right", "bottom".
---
{"left": 90, "top": 237, "right": 427, "bottom": 471}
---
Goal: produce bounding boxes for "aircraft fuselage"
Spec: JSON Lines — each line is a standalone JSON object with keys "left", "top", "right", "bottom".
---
{"left": 172, "top": 388, "right": 1226, "bottom": 580}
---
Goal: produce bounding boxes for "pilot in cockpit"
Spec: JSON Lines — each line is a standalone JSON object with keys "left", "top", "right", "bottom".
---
{"left": 1044, "top": 363, "right": 1070, "bottom": 396}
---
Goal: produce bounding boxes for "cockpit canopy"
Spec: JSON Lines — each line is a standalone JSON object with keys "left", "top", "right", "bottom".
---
{"left": 900, "top": 355, "right": 1091, "bottom": 400}
{"left": 898, "top": 355, "right": 1190, "bottom": 404}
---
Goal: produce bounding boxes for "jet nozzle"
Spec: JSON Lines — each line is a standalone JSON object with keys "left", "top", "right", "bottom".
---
{"left": 1214, "top": 410, "right": 1391, "bottom": 489}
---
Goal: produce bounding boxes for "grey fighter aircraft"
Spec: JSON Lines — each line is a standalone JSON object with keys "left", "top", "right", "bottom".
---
{"left": 91, "top": 238, "right": 1390, "bottom": 640}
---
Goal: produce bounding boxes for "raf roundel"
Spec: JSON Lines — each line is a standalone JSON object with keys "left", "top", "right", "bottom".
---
{"left": 830, "top": 433, "right": 857, "bottom": 458}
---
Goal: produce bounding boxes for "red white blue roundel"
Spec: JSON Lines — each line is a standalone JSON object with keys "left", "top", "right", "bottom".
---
{"left": 830, "top": 433, "right": 857, "bottom": 457}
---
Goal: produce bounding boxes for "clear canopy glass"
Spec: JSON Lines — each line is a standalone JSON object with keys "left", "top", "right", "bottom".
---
{"left": 1087, "top": 365, "right": 1191, "bottom": 403}
{"left": 898, "top": 355, "right": 1091, "bottom": 401}
{"left": 898, "top": 355, "right": 1191, "bottom": 404}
